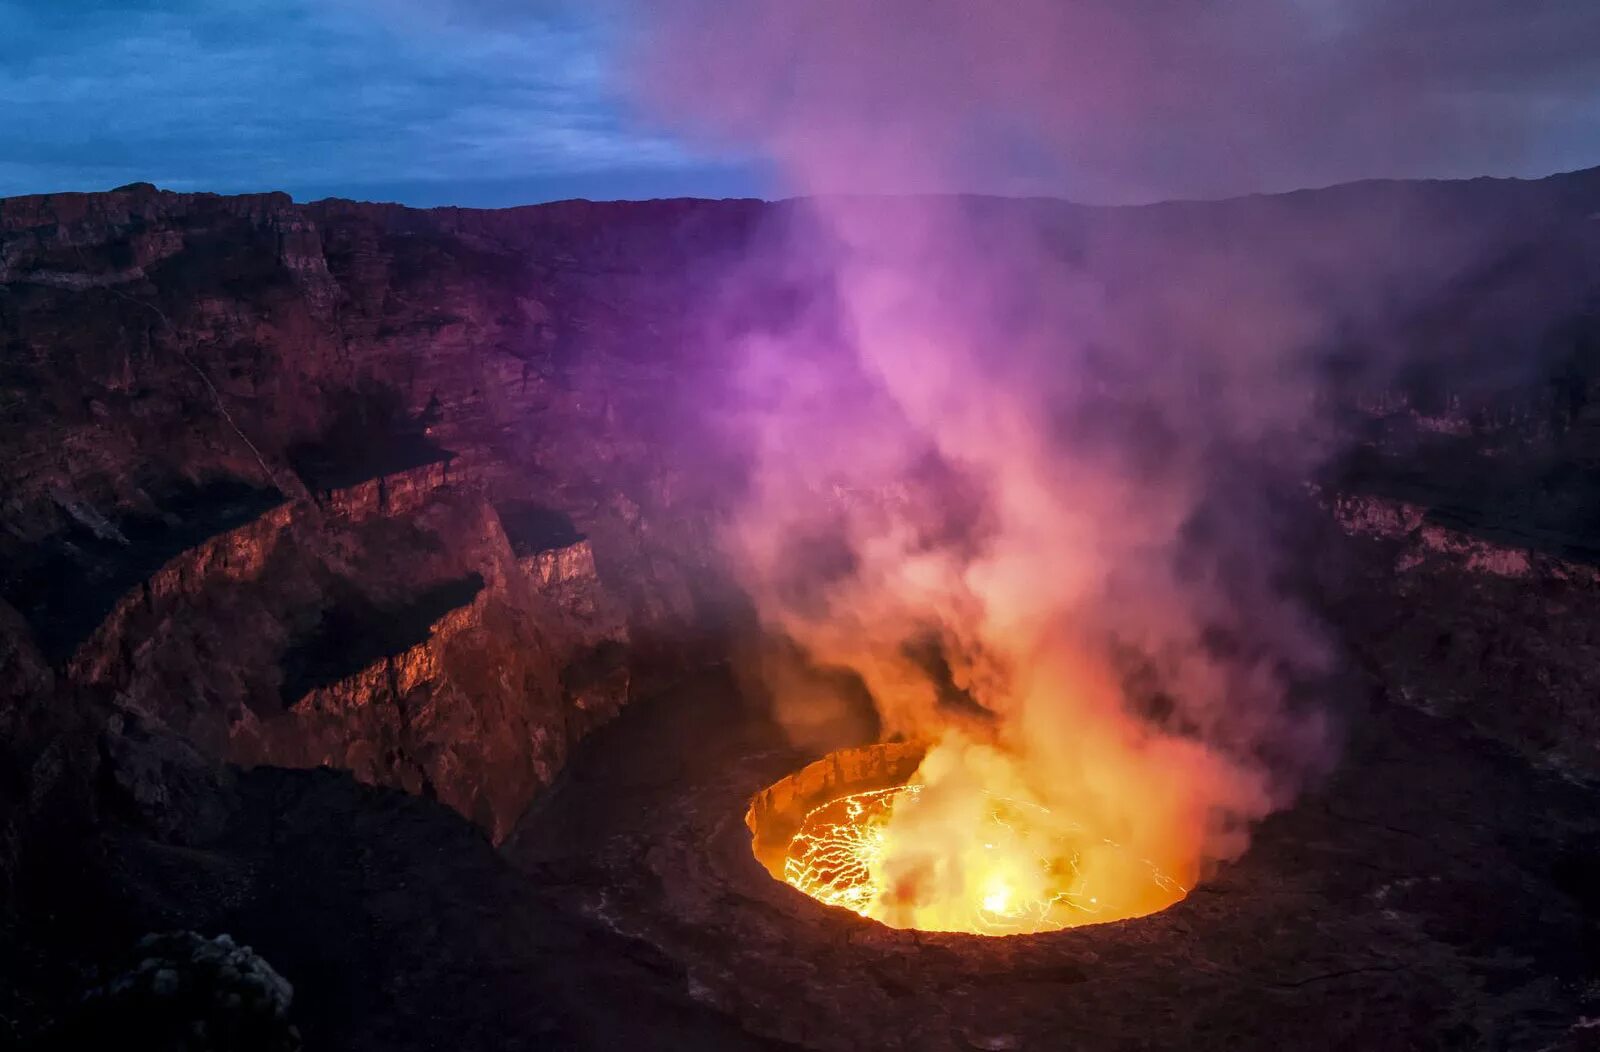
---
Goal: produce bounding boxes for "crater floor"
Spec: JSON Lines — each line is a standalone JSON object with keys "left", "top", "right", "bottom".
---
{"left": 506, "top": 667, "right": 1600, "bottom": 1051}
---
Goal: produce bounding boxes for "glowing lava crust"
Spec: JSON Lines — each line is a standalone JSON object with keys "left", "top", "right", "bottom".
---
{"left": 749, "top": 744, "right": 1188, "bottom": 937}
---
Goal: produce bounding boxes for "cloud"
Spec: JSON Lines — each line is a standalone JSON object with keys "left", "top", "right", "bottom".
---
{"left": 0, "top": 0, "right": 747, "bottom": 203}
{"left": 610, "top": 0, "right": 1600, "bottom": 201}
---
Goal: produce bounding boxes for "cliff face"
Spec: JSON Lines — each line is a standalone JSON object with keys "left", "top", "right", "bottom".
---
{"left": 0, "top": 184, "right": 747, "bottom": 858}
{"left": 0, "top": 184, "right": 759, "bottom": 518}
{"left": 1325, "top": 489, "right": 1600, "bottom": 779}
{"left": 66, "top": 465, "right": 625, "bottom": 843}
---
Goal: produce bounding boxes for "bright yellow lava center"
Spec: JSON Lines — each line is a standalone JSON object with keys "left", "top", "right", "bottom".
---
{"left": 782, "top": 785, "right": 1184, "bottom": 936}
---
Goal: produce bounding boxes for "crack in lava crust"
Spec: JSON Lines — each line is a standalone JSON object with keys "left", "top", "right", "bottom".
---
{"left": 782, "top": 784, "right": 1188, "bottom": 936}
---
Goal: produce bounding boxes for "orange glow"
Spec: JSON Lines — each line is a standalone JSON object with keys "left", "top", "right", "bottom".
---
{"left": 783, "top": 737, "right": 1187, "bottom": 935}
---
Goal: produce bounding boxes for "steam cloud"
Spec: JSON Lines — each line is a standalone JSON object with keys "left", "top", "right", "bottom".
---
{"left": 709, "top": 190, "right": 1354, "bottom": 885}
{"left": 605, "top": 2, "right": 1430, "bottom": 888}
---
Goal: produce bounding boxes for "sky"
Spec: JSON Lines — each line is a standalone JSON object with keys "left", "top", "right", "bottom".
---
{"left": 0, "top": 0, "right": 769, "bottom": 204}
{"left": 2, "top": 0, "right": 1599, "bottom": 206}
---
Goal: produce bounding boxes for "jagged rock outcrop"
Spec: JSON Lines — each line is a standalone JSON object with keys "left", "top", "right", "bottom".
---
{"left": 62, "top": 461, "right": 641, "bottom": 842}
{"left": 1329, "top": 492, "right": 1600, "bottom": 580}
{"left": 52, "top": 931, "right": 301, "bottom": 1052}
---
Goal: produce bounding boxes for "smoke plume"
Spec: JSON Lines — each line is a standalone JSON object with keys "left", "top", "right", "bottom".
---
{"left": 706, "top": 187, "right": 1352, "bottom": 891}
{"left": 595, "top": 2, "right": 1469, "bottom": 899}
{"left": 369, "top": 0, "right": 1592, "bottom": 922}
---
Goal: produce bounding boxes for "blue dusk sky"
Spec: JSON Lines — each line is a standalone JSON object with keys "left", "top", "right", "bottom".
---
{"left": 0, "top": 0, "right": 770, "bottom": 204}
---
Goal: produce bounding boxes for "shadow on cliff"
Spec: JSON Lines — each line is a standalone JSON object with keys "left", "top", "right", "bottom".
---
{"left": 0, "top": 477, "right": 284, "bottom": 665}
{"left": 277, "top": 572, "right": 486, "bottom": 706}
{"left": 287, "top": 380, "right": 454, "bottom": 494}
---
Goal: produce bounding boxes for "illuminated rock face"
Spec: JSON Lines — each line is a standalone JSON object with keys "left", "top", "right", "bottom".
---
{"left": 58, "top": 475, "right": 634, "bottom": 843}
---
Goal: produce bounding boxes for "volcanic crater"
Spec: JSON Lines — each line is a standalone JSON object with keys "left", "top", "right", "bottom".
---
{"left": 2, "top": 176, "right": 1599, "bottom": 1050}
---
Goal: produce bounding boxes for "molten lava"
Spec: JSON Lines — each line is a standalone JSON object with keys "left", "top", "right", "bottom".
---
{"left": 782, "top": 776, "right": 1186, "bottom": 936}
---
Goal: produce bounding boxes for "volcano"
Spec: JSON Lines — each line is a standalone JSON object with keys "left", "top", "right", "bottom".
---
{"left": 2, "top": 172, "right": 1600, "bottom": 1050}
